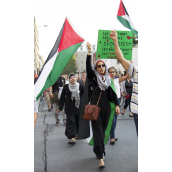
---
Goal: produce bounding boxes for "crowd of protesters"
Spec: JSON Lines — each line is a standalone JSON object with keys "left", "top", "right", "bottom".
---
{"left": 34, "top": 29, "right": 138, "bottom": 169}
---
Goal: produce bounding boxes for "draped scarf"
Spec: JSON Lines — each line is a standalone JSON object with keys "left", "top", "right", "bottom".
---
{"left": 68, "top": 73, "right": 80, "bottom": 108}
{"left": 92, "top": 60, "right": 111, "bottom": 91}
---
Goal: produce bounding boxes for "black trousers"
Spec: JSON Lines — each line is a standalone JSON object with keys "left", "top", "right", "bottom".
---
{"left": 91, "top": 117, "right": 105, "bottom": 159}
{"left": 124, "top": 95, "right": 131, "bottom": 112}
{"left": 65, "top": 115, "right": 79, "bottom": 139}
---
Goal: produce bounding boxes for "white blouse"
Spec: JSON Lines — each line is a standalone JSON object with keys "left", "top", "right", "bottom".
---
{"left": 113, "top": 78, "right": 121, "bottom": 99}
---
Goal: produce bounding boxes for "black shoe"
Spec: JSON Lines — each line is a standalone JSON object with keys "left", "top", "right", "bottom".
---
{"left": 51, "top": 106, "right": 53, "bottom": 109}
{"left": 48, "top": 109, "right": 51, "bottom": 112}
{"left": 115, "top": 137, "right": 118, "bottom": 141}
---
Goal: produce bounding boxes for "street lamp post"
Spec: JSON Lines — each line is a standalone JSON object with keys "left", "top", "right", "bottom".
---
{"left": 37, "top": 25, "right": 48, "bottom": 27}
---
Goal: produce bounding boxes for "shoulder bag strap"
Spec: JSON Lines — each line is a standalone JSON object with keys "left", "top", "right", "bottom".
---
{"left": 89, "top": 86, "right": 98, "bottom": 102}
{"left": 96, "top": 90, "right": 102, "bottom": 105}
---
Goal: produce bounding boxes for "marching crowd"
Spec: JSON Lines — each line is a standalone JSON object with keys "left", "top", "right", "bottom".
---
{"left": 34, "top": 29, "right": 138, "bottom": 168}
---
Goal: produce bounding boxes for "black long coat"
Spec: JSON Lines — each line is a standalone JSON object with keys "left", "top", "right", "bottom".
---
{"left": 77, "top": 55, "right": 119, "bottom": 139}
{"left": 58, "top": 84, "right": 84, "bottom": 116}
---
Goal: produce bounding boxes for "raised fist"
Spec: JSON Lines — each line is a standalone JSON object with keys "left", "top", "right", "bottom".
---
{"left": 110, "top": 30, "right": 118, "bottom": 43}
{"left": 86, "top": 42, "right": 91, "bottom": 50}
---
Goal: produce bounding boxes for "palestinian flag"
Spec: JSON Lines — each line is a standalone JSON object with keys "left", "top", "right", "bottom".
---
{"left": 34, "top": 17, "right": 84, "bottom": 100}
{"left": 88, "top": 78, "right": 116, "bottom": 145}
{"left": 117, "top": 0, "right": 138, "bottom": 36}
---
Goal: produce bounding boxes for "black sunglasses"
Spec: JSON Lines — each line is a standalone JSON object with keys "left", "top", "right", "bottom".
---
{"left": 97, "top": 64, "right": 105, "bottom": 68}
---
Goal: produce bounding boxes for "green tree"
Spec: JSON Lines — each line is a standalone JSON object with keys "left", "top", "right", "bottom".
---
{"left": 61, "top": 54, "right": 76, "bottom": 75}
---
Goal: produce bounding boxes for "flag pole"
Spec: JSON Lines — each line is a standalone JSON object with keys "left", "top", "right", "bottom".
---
{"left": 113, "top": 18, "right": 117, "bottom": 30}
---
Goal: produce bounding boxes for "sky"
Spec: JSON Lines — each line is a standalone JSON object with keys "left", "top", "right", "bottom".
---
{"left": 34, "top": 0, "right": 138, "bottom": 61}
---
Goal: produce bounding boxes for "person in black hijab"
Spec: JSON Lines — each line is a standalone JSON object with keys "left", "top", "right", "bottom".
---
{"left": 57, "top": 73, "right": 84, "bottom": 144}
{"left": 77, "top": 43, "right": 120, "bottom": 168}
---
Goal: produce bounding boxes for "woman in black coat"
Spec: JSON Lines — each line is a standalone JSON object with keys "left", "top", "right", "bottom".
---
{"left": 57, "top": 74, "right": 84, "bottom": 144}
{"left": 77, "top": 42, "right": 120, "bottom": 168}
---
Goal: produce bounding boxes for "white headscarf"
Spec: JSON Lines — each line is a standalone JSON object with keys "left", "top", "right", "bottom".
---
{"left": 92, "top": 60, "right": 111, "bottom": 91}
{"left": 68, "top": 73, "right": 80, "bottom": 108}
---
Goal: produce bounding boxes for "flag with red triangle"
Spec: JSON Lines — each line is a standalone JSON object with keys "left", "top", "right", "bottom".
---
{"left": 34, "top": 17, "right": 84, "bottom": 100}
{"left": 117, "top": 0, "right": 138, "bottom": 36}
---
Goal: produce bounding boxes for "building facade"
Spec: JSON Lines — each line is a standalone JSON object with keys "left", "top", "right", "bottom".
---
{"left": 38, "top": 55, "right": 44, "bottom": 73}
{"left": 34, "top": 17, "right": 39, "bottom": 75}
{"left": 75, "top": 44, "right": 97, "bottom": 77}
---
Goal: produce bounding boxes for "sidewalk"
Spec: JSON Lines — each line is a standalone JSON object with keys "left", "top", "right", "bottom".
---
{"left": 34, "top": 98, "right": 138, "bottom": 172}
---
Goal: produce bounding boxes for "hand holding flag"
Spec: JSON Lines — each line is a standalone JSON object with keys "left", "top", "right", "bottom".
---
{"left": 86, "top": 42, "right": 91, "bottom": 50}
{"left": 110, "top": 30, "right": 118, "bottom": 44}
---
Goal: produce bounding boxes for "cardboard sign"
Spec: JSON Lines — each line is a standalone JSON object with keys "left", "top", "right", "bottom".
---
{"left": 96, "top": 30, "right": 133, "bottom": 60}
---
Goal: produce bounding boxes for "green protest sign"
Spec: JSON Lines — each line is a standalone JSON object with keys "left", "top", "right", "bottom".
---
{"left": 96, "top": 30, "right": 133, "bottom": 60}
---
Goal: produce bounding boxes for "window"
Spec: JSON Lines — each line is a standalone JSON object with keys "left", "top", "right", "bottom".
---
{"left": 81, "top": 45, "right": 83, "bottom": 50}
{"left": 81, "top": 67, "right": 83, "bottom": 71}
{"left": 81, "top": 59, "right": 83, "bottom": 63}
{"left": 92, "top": 45, "right": 95, "bottom": 50}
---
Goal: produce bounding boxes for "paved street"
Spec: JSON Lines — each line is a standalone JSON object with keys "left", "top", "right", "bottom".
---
{"left": 34, "top": 98, "right": 138, "bottom": 172}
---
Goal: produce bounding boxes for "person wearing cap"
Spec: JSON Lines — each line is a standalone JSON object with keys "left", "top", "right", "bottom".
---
{"left": 57, "top": 74, "right": 84, "bottom": 144}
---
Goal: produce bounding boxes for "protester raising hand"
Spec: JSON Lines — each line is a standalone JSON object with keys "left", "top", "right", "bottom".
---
{"left": 109, "top": 29, "right": 138, "bottom": 136}
{"left": 110, "top": 29, "right": 130, "bottom": 72}
{"left": 110, "top": 30, "right": 118, "bottom": 43}
{"left": 86, "top": 42, "right": 92, "bottom": 55}
{"left": 87, "top": 42, "right": 91, "bottom": 50}
{"left": 77, "top": 44, "right": 119, "bottom": 168}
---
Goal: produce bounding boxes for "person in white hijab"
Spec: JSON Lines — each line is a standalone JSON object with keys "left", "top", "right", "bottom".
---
{"left": 57, "top": 73, "right": 84, "bottom": 144}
